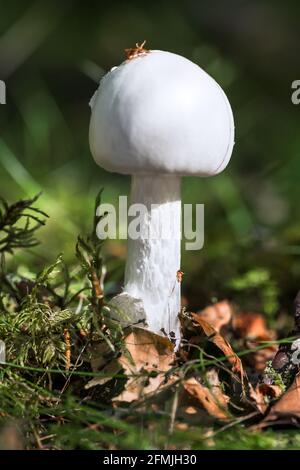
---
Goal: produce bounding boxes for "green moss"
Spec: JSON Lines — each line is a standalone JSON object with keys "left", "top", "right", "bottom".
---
{"left": 263, "top": 361, "right": 286, "bottom": 392}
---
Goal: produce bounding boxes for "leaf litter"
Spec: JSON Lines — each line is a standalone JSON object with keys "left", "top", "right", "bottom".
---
{"left": 2, "top": 194, "right": 300, "bottom": 449}
{"left": 85, "top": 297, "right": 300, "bottom": 431}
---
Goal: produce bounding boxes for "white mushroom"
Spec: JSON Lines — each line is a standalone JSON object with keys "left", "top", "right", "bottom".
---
{"left": 89, "top": 43, "right": 234, "bottom": 347}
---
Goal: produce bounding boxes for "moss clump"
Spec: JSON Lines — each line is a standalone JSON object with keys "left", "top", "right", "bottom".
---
{"left": 263, "top": 361, "right": 286, "bottom": 392}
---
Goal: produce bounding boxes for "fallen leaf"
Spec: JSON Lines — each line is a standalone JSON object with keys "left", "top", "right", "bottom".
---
{"left": 183, "top": 376, "right": 230, "bottom": 421}
{"left": 232, "top": 312, "right": 277, "bottom": 372}
{"left": 191, "top": 314, "right": 244, "bottom": 376}
{"left": 177, "top": 390, "right": 220, "bottom": 426}
{"left": 258, "top": 383, "right": 282, "bottom": 399}
{"left": 244, "top": 339, "right": 277, "bottom": 371}
{"left": 259, "top": 374, "right": 300, "bottom": 426}
{"left": 249, "top": 382, "right": 283, "bottom": 414}
{"left": 205, "top": 368, "right": 230, "bottom": 408}
{"left": 113, "top": 327, "right": 175, "bottom": 402}
{"left": 195, "top": 301, "right": 233, "bottom": 333}
{"left": 233, "top": 312, "right": 271, "bottom": 339}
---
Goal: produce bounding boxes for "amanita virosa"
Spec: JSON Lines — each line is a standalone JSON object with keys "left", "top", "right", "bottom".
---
{"left": 89, "top": 42, "right": 234, "bottom": 347}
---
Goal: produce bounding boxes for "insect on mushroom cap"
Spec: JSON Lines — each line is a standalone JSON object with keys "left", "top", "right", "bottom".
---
{"left": 89, "top": 47, "right": 234, "bottom": 177}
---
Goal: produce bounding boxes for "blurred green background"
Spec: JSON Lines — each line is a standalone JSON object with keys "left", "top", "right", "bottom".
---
{"left": 1, "top": 0, "right": 300, "bottom": 317}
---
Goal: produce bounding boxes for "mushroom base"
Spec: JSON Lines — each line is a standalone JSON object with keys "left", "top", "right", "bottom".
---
{"left": 123, "top": 174, "right": 181, "bottom": 346}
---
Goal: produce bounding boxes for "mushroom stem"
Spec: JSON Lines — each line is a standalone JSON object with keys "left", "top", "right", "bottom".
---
{"left": 124, "top": 174, "right": 182, "bottom": 343}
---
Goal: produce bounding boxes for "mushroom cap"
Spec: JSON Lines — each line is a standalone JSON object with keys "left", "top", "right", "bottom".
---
{"left": 89, "top": 50, "right": 234, "bottom": 176}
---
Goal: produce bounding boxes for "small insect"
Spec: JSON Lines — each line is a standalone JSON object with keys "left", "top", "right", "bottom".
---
{"left": 176, "top": 270, "right": 184, "bottom": 283}
{"left": 125, "top": 40, "right": 149, "bottom": 60}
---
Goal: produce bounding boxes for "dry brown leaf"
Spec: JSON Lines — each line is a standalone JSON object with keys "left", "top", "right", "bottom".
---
{"left": 113, "top": 327, "right": 175, "bottom": 402}
{"left": 232, "top": 312, "right": 277, "bottom": 371}
{"left": 244, "top": 339, "right": 277, "bottom": 371}
{"left": 259, "top": 374, "right": 300, "bottom": 426}
{"left": 205, "top": 368, "right": 230, "bottom": 408}
{"left": 183, "top": 376, "right": 230, "bottom": 421}
{"left": 191, "top": 314, "right": 244, "bottom": 376}
{"left": 195, "top": 301, "right": 233, "bottom": 333}
{"left": 249, "top": 382, "right": 283, "bottom": 414}
{"left": 233, "top": 312, "right": 271, "bottom": 339}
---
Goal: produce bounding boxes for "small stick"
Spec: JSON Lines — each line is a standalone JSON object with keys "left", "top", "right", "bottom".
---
{"left": 169, "top": 386, "right": 179, "bottom": 435}
{"left": 64, "top": 328, "right": 71, "bottom": 371}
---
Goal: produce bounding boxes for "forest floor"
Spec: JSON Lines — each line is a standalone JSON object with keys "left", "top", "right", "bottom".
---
{"left": 0, "top": 194, "right": 300, "bottom": 451}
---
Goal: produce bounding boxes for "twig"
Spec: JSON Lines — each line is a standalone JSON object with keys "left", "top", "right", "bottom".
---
{"left": 169, "top": 386, "right": 179, "bottom": 435}
{"left": 203, "top": 411, "right": 260, "bottom": 440}
{"left": 63, "top": 328, "right": 71, "bottom": 371}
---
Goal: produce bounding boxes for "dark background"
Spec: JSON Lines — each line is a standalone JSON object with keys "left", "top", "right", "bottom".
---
{"left": 1, "top": 0, "right": 300, "bottom": 317}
